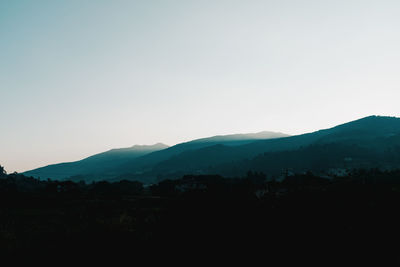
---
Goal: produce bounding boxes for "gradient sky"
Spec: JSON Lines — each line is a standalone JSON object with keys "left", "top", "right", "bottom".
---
{"left": 1, "top": 0, "right": 400, "bottom": 173}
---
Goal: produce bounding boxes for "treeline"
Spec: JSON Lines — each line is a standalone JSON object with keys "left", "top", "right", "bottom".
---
{"left": 3, "top": 166, "right": 400, "bottom": 198}
{"left": 1, "top": 165, "right": 400, "bottom": 263}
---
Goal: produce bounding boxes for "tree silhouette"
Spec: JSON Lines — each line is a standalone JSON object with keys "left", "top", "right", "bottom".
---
{"left": 0, "top": 165, "right": 6, "bottom": 177}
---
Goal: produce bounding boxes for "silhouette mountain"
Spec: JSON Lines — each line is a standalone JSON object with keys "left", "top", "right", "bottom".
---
{"left": 148, "top": 116, "right": 400, "bottom": 179}
{"left": 24, "top": 143, "right": 169, "bottom": 180}
{"left": 189, "top": 131, "right": 289, "bottom": 144}
{"left": 116, "top": 131, "right": 289, "bottom": 173}
{"left": 24, "top": 116, "right": 400, "bottom": 183}
{"left": 24, "top": 132, "right": 287, "bottom": 181}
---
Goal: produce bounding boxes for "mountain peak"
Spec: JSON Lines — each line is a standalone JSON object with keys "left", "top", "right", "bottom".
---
{"left": 332, "top": 115, "right": 400, "bottom": 132}
{"left": 130, "top": 143, "right": 169, "bottom": 150}
{"left": 189, "top": 131, "right": 289, "bottom": 144}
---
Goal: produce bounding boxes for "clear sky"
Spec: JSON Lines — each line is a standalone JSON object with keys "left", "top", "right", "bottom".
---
{"left": 1, "top": 0, "right": 400, "bottom": 173}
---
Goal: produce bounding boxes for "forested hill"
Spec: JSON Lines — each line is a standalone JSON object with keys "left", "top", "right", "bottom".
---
{"left": 24, "top": 131, "right": 288, "bottom": 181}
{"left": 135, "top": 116, "right": 400, "bottom": 181}
{"left": 23, "top": 143, "right": 169, "bottom": 180}
{"left": 24, "top": 116, "right": 400, "bottom": 183}
{"left": 1, "top": 167, "right": 400, "bottom": 264}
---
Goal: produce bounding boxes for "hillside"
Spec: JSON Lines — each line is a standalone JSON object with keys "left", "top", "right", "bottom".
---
{"left": 24, "top": 132, "right": 287, "bottom": 181}
{"left": 144, "top": 116, "right": 400, "bottom": 180}
{"left": 24, "top": 116, "right": 400, "bottom": 183}
{"left": 24, "top": 143, "right": 169, "bottom": 180}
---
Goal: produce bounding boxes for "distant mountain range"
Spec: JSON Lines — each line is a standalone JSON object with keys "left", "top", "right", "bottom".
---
{"left": 24, "top": 143, "right": 169, "bottom": 180}
{"left": 24, "top": 131, "right": 287, "bottom": 182}
{"left": 24, "top": 116, "right": 400, "bottom": 183}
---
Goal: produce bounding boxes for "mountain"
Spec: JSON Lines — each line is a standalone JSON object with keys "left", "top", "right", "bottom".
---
{"left": 115, "top": 131, "right": 289, "bottom": 173}
{"left": 189, "top": 131, "right": 289, "bottom": 144}
{"left": 24, "top": 116, "right": 400, "bottom": 183}
{"left": 142, "top": 116, "right": 400, "bottom": 180}
{"left": 24, "top": 143, "right": 169, "bottom": 180}
{"left": 24, "top": 132, "right": 288, "bottom": 181}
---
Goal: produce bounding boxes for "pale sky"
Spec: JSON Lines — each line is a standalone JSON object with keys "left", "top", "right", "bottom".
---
{"left": 1, "top": 0, "right": 400, "bottom": 173}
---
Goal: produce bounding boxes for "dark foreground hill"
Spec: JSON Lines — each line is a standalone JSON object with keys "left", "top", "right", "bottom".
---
{"left": 1, "top": 169, "right": 400, "bottom": 264}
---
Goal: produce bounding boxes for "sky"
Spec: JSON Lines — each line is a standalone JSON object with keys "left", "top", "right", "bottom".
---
{"left": 1, "top": 0, "right": 400, "bottom": 173}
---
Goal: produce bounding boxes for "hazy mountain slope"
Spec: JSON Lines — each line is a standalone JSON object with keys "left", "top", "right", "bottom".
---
{"left": 23, "top": 116, "right": 400, "bottom": 182}
{"left": 238, "top": 116, "right": 400, "bottom": 155}
{"left": 114, "top": 131, "right": 289, "bottom": 173}
{"left": 189, "top": 131, "right": 289, "bottom": 144}
{"left": 24, "top": 132, "right": 287, "bottom": 181}
{"left": 24, "top": 143, "right": 169, "bottom": 180}
{"left": 217, "top": 133, "right": 400, "bottom": 177}
{"left": 145, "top": 116, "right": 400, "bottom": 179}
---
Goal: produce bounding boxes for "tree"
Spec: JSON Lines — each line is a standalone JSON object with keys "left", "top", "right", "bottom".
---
{"left": 0, "top": 165, "right": 6, "bottom": 178}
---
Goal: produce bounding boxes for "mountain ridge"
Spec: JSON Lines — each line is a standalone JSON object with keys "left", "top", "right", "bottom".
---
{"left": 24, "top": 116, "right": 400, "bottom": 183}
{"left": 130, "top": 115, "right": 400, "bottom": 181}
{"left": 24, "top": 143, "right": 169, "bottom": 180}
{"left": 24, "top": 131, "right": 288, "bottom": 180}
